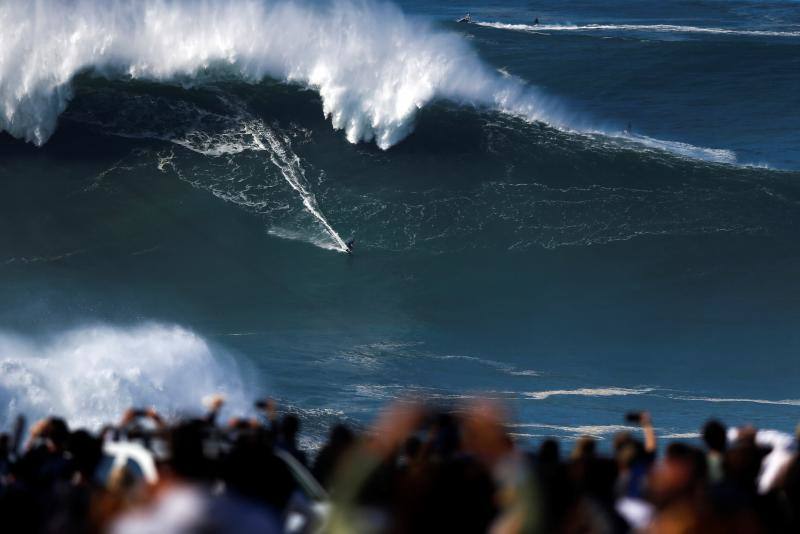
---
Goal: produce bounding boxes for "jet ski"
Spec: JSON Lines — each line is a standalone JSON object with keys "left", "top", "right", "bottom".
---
{"left": 457, "top": 13, "right": 471, "bottom": 23}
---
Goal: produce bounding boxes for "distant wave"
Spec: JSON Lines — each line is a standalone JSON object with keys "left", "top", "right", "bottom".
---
{"left": 508, "top": 423, "right": 636, "bottom": 438}
{"left": 673, "top": 395, "right": 800, "bottom": 406}
{"left": 521, "top": 387, "right": 800, "bottom": 407}
{"left": 523, "top": 387, "right": 654, "bottom": 400}
{"left": 475, "top": 21, "right": 800, "bottom": 38}
{"left": 0, "top": 324, "right": 253, "bottom": 429}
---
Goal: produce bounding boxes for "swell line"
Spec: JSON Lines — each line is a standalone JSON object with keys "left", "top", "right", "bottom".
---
{"left": 474, "top": 21, "right": 800, "bottom": 38}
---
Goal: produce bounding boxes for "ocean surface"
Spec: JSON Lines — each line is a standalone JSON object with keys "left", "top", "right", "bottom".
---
{"left": 2, "top": 0, "right": 800, "bottom": 447}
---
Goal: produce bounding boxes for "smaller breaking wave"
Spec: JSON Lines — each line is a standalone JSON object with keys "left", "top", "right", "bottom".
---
{"left": 0, "top": 324, "right": 253, "bottom": 429}
{"left": 475, "top": 21, "right": 800, "bottom": 38}
{"left": 672, "top": 395, "right": 800, "bottom": 406}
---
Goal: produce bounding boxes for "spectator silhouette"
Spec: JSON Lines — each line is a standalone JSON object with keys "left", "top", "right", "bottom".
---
{"left": 276, "top": 413, "right": 308, "bottom": 467}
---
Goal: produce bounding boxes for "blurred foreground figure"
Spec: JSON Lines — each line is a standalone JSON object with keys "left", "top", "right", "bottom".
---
{"left": 326, "top": 400, "right": 539, "bottom": 534}
{"left": 110, "top": 416, "right": 287, "bottom": 534}
{"left": 112, "top": 483, "right": 280, "bottom": 534}
{"left": 3, "top": 397, "right": 800, "bottom": 533}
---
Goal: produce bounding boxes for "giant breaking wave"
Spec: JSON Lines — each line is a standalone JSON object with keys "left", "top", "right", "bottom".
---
{"left": 0, "top": 0, "right": 572, "bottom": 149}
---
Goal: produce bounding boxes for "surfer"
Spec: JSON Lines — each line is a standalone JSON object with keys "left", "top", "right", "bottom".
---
{"left": 534, "top": 17, "right": 539, "bottom": 25}
{"left": 345, "top": 238, "right": 355, "bottom": 254}
{"left": 458, "top": 13, "right": 471, "bottom": 23}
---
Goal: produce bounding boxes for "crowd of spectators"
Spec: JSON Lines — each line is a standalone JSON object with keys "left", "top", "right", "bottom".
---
{"left": 1, "top": 396, "right": 799, "bottom": 533}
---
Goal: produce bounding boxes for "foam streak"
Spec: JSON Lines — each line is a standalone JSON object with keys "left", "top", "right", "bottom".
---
{"left": 524, "top": 387, "right": 654, "bottom": 400}
{"left": 253, "top": 123, "right": 350, "bottom": 252}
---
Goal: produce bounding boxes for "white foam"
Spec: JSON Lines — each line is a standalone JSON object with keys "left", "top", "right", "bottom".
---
{"left": 268, "top": 227, "right": 343, "bottom": 251}
{"left": 476, "top": 21, "right": 800, "bottom": 38}
{"left": 251, "top": 121, "right": 350, "bottom": 252}
{"left": 674, "top": 395, "right": 800, "bottom": 406}
{"left": 0, "top": 324, "right": 253, "bottom": 430}
{"left": 523, "top": 387, "right": 654, "bottom": 400}
{"left": 621, "top": 133, "right": 737, "bottom": 164}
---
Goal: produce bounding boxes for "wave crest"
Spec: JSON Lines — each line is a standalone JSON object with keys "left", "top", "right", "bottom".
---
{"left": 0, "top": 0, "right": 567, "bottom": 149}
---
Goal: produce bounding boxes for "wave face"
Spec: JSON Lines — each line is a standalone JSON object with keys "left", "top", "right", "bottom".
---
{"left": 0, "top": 0, "right": 573, "bottom": 149}
{"left": 0, "top": 324, "right": 252, "bottom": 429}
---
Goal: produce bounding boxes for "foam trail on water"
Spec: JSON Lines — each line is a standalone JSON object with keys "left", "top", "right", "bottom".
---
{"left": 0, "top": 324, "right": 253, "bottom": 429}
{"left": 508, "top": 423, "right": 637, "bottom": 438}
{"left": 248, "top": 122, "right": 350, "bottom": 252}
{"left": 124, "top": 94, "right": 348, "bottom": 252}
{"left": 623, "top": 134, "right": 736, "bottom": 163}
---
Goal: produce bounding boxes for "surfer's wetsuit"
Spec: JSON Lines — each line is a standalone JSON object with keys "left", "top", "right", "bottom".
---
{"left": 345, "top": 239, "right": 355, "bottom": 253}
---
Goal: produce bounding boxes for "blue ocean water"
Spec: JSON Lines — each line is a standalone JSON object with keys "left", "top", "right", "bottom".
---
{"left": 1, "top": 0, "right": 799, "bottom": 444}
